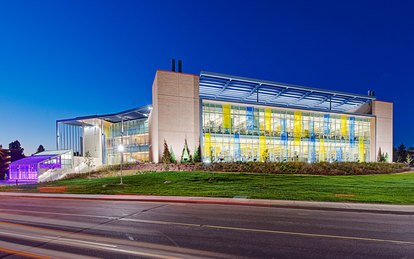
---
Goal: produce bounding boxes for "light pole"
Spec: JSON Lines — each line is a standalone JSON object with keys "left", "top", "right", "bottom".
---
{"left": 118, "top": 144, "right": 124, "bottom": 185}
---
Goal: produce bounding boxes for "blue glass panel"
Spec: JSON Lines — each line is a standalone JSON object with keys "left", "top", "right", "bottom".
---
{"left": 234, "top": 134, "right": 241, "bottom": 160}
{"left": 324, "top": 114, "right": 330, "bottom": 134}
{"left": 350, "top": 117, "right": 355, "bottom": 147}
{"left": 281, "top": 118, "right": 287, "bottom": 145}
{"left": 310, "top": 121, "right": 316, "bottom": 162}
{"left": 336, "top": 147, "right": 343, "bottom": 162}
{"left": 246, "top": 107, "right": 254, "bottom": 130}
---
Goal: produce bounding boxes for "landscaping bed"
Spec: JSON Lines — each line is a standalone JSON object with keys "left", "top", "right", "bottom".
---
{"left": 120, "top": 162, "right": 409, "bottom": 175}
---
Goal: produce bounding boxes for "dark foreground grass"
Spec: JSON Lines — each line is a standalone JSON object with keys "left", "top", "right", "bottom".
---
{"left": 2, "top": 171, "right": 414, "bottom": 204}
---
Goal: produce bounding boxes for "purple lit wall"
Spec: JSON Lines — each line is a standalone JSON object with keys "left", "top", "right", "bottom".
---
{"left": 8, "top": 155, "right": 61, "bottom": 181}
{"left": 39, "top": 157, "right": 61, "bottom": 169}
{"left": 9, "top": 164, "right": 38, "bottom": 180}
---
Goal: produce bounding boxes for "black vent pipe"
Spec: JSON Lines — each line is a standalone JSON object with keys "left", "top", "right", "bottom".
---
{"left": 178, "top": 60, "right": 182, "bottom": 73}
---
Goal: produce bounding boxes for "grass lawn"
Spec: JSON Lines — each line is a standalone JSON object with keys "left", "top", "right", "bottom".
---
{"left": 1, "top": 171, "right": 414, "bottom": 204}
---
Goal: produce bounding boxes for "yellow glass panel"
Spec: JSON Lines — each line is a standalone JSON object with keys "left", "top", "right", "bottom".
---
{"left": 223, "top": 104, "right": 231, "bottom": 129}
{"left": 341, "top": 116, "right": 347, "bottom": 137}
{"left": 359, "top": 136, "right": 365, "bottom": 162}
{"left": 260, "top": 136, "right": 266, "bottom": 162}
{"left": 205, "top": 133, "right": 211, "bottom": 157}
{"left": 320, "top": 139, "right": 325, "bottom": 161}
{"left": 265, "top": 108, "right": 271, "bottom": 131}
{"left": 294, "top": 111, "right": 302, "bottom": 146}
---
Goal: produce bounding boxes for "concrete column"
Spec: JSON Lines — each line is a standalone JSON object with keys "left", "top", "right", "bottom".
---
{"left": 372, "top": 100, "right": 393, "bottom": 162}
{"left": 82, "top": 121, "right": 85, "bottom": 157}
{"left": 149, "top": 70, "right": 200, "bottom": 163}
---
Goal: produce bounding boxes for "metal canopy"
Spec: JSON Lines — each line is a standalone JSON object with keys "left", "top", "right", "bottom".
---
{"left": 199, "top": 72, "right": 376, "bottom": 112}
{"left": 57, "top": 105, "right": 152, "bottom": 125}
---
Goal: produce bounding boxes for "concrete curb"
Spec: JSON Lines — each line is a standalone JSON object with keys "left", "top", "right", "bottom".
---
{"left": 0, "top": 192, "right": 413, "bottom": 215}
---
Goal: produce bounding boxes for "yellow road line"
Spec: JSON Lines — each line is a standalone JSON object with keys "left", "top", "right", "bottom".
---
{"left": 0, "top": 247, "right": 52, "bottom": 259}
{"left": 121, "top": 218, "right": 414, "bottom": 246}
{"left": 203, "top": 224, "right": 414, "bottom": 245}
{"left": 1, "top": 210, "right": 413, "bottom": 246}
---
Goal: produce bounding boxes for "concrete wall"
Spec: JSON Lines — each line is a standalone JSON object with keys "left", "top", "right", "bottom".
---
{"left": 372, "top": 100, "right": 393, "bottom": 162}
{"left": 149, "top": 70, "right": 200, "bottom": 163}
{"left": 83, "top": 124, "right": 102, "bottom": 166}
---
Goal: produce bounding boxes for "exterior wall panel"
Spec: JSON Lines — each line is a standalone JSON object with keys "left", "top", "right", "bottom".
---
{"left": 372, "top": 100, "right": 393, "bottom": 162}
{"left": 150, "top": 70, "right": 200, "bottom": 163}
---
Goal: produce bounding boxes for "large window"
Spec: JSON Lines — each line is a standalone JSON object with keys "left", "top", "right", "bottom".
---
{"left": 202, "top": 101, "right": 372, "bottom": 163}
{"left": 104, "top": 118, "right": 149, "bottom": 164}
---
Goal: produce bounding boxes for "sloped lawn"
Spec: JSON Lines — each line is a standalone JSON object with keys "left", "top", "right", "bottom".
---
{"left": 2, "top": 171, "right": 414, "bottom": 204}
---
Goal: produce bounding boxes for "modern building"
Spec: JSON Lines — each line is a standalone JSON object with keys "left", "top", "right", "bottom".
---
{"left": 56, "top": 68, "right": 393, "bottom": 165}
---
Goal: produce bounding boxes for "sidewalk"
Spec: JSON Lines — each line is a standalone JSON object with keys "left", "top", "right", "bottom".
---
{"left": 0, "top": 191, "right": 413, "bottom": 215}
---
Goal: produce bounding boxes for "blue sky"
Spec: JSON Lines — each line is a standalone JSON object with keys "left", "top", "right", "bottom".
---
{"left": 0, "top": 0, "right": 413, "bottom": 155}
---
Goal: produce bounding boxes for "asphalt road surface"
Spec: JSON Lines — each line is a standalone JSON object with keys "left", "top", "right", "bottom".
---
{"left": 0, "top": 197, "right": 413, "bottom": 258}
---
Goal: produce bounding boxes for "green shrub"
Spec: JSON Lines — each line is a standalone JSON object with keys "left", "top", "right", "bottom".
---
{"left": 194, "top": 161, "right": 408, "bottom": 175}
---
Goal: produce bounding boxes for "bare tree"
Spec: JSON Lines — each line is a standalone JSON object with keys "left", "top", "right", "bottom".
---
{"left": 85, "top": 151, "right": 95, "bottom": 179}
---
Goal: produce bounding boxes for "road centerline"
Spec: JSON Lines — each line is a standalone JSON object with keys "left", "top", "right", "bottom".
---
{"left": 0, "top": 208, "right": 413, "bottom": 247}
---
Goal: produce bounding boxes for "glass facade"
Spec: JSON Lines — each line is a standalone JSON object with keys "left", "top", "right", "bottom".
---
{"left": 202, "top": 101, "right": 372, "bottom": 163}
{"left": 58, "top": 123, "right": 83, "bottom": 156}
{"left": 104, "top": 118, "right": 149, "bottom": 164}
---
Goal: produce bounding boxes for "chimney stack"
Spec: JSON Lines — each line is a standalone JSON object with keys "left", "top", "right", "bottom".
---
{"left": 178, "top": 60, "right": 182, "bottom": 73}
{"left": 171, "top": 59, "right": 176, "bottom": 72}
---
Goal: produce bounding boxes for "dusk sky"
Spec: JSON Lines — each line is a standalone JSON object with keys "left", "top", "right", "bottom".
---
{"left": 0, "top": 0, "right": 413, "bottom": 155}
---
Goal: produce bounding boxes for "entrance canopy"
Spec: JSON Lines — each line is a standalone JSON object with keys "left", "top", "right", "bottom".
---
{"left": 199, "top": 71, "right": 376, "bottom": 113}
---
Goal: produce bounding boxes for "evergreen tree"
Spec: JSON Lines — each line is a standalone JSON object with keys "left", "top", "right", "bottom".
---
{"left": 36, "top": 145, "right": 45, "bottom": 154}
{"left": 181, "top": 139, "right": 192, "bottom": 163}
{"left": 193, "top": 145, "right": 202, "bottom": 162}
{"left": 170, "top": 146, "right": 177, "bottom": 163}
{"left": 8, "top": 140, "right": 25, "bottom": 162}
{"left": 396, "top": 144, "right": 407, "bottom": 163}
{"left": 377, "top": 147, "right": 382, "bottom": 162}
{"left": 162, "top": 140, "right": 171, "bottom": 170}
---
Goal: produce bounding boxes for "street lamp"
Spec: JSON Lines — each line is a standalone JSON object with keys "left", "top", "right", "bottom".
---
{"left": 118, "top": 144, "right": 124, "bottom": 185}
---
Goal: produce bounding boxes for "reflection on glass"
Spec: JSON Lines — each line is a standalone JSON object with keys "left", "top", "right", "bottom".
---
{"left": 202, "top": 101, "right": 372, "bottom": 163}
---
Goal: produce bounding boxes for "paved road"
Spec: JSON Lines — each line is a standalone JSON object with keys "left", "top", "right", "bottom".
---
{"left": 0, "top": 197, "right": 413, "bottom": 258}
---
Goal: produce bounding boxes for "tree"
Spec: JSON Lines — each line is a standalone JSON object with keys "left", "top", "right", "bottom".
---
{"left": 377, "top": 147, "right": 387, "bottom": 162}
{"left": 406, "top": 153, "right": 413, "bottom": 165}
{"left": 162, "top": 140, "right": 172, "bottom": 183}
{"left": 181, "top": 139, "right": 192, "bottom": 163}
{"left": 396, "top": 144, "right": 407, "bottom": 163}
{"left": 261, "top": 149, "right": 271, "bottom": 189}
{"left": 193, "top": 145, "right": 202, "bottom": 162}
{"left": 162, "top": 140, "right": 171, "bottom": 171}
{"left": 170, "top": 146, "right": 177, "bottom": 164}
{"left": 377, "top": 147, "right": 382, "bottom": 162}
{"left": 85, "top": 151, "right": 95, "bottom": 179}
{"left": 8, "top": 140, "right": 25, "bottom": 162}
{"left": 36, "top": 145, "right": 45, "bottom": 154}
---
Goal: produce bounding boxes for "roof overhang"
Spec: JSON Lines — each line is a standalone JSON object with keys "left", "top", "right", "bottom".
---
{"left": 57, "top": 105, "right": 152, "bottom": 126}
{"left": 199, "top": 72, "right": 376, "bottom": 113}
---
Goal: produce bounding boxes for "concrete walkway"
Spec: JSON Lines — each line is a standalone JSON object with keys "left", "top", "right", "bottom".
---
{"left": 0, "top": 191, "right": 413, "bottom": 215}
